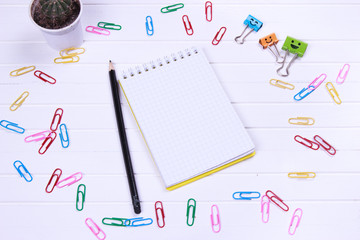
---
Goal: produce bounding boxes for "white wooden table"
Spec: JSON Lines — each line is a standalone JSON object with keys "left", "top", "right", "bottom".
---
{"left": 1, "top": 0, "right": 360, "bottom": 239}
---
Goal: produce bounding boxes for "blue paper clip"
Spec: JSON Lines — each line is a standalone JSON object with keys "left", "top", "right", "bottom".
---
{"left": 233, "top": 191, "right": 261, "bottom": 200}
{"left": 59, "top": 123, "right": 69, "bottom": 148}
{"left": 125, "top": 217, "right": 153, "bottom": 227}
{"left": 235, "top": 14, "right": 263, "bottom": 44}
{"left": 13, "top": 160, "right": 33, "bottom": 182}
{"left": 0, "top": 120, "right": 25, "bottom": 134}
{"left": 294, "top": 85, "right": 315, "bottom": 101}
{"left": 145, "top": 16, "right": 154, "bottom": 36}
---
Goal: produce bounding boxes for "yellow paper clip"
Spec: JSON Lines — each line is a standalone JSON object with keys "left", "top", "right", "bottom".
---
{"left": 269, "top": 79, "right": 295, "bottom": 90}
{"left": 59, "top": 47, "right": 85, "bottom": 57}
{"left": 10, "top": 66, "right": 36, "bottom": 77}
{"left": 288, "top": 117, "right": 315, "bottom": 125}
{"left": 54, "top": 55, "right": 80, "bottom": 64}
{"left": 10, "top": 91, "right": 29, "bottom": 111}
{"left": 326, "top": 82, "right": 342, "bottom": 105}
{"left": 288, "top": 172, "right": 316, "bottom": 178}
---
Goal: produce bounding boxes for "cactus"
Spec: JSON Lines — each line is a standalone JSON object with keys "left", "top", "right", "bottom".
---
{"left": 39, "top": 0, "right": 72, "bottom": 18}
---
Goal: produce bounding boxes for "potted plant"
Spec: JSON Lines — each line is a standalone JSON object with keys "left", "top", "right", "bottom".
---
{"left": 29, "top": 0, "right": 83, "bottom": 50}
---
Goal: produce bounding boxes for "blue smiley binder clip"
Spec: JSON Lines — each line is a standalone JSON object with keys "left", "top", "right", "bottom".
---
{"left": 235, "top": 15, "right": 263, "bottom": 44}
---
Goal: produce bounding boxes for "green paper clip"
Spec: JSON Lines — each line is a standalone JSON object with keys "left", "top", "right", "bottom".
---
{"left": 76, "top": 184, "right": 86, "bottom": 211}
{"left": 102, "top": 217, "right": 128, "bottom": 227}
{"left": 161, "top": 3, "right": 184, "bottom": 13}
{"left": 186, "top": 198, "right": 196, "bottom": 226}
{"left": 97, "top": 22, "right": 122, "bottom": 30}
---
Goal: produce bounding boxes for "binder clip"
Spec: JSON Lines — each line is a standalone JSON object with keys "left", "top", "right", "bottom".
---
{"left": 235, "top": 15, "right": 263, "bottom": 44}
{"left": 259, "top": 33, "right": 284, "bottom": 63}
{"left": 277, "top": 36, "right": 308, "bottom": 77}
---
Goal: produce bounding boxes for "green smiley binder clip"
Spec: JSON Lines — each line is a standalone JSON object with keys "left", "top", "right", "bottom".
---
{"left": 277, "top": 36, "right": 308, "bottom": 77}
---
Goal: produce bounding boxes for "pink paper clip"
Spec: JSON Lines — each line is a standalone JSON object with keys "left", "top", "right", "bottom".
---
{"left": 34, "top": 70, "right": 56, "bottom": 84}
{"left": 289, "top": 208, "right": 303, "bottom": 235}
{"left": 38, "top": 132, "right": 57, "bottom": 155}
{"left": 308, "top": 73, "right": 327, "bottom": 89}
{"left": 85, "top": 218, "right": 106, "bottom": 240}
{"left": 24, "top": 130, "right": 51, "bottom": 143}
{"left": 50, "top": 108, "right": 63, "bottom": 132}
{"left": 210, "top": 204, "right": 221, "bottom": 233}
{"left": 294, "top": 135, "right": 320, "bottom": 150}
{"left": 45, "top": 168, "right": 62, "bottom": 193}
{"left": 57, "top": 172, "right": 83, "bottom": 188}
{"left": 261, "top": 195, "right": 270, "bottom": 223}
{"left": 265, "top": 190, "right": 289, "bottom": 212}
{"left": 212, "top": 27, "right": 226, "bottom": 45}
{"left": 182, "top": 15, "right": 194, "bottom": 36}
{"left": 86, "top": 26, "right": 110, "bottom": 36}
{"left": 205, "top": 1, "right": 212, "bottom": 22}
{"left": 336, "top": 64, "right": 350, "bottom": 84}
{"left": 313, "top": 135, "right": 336, "bottom": 155}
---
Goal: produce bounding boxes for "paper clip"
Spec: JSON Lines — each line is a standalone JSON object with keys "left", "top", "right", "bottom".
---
{"left": 293, "top": 86, "right": 315, "bottom": 101}
{"left": 54, "top": 55, "right": 80, "bottom": 64}
{"left": 25, "top": 130, "right": 51, "bottom": 143}
{"left": 294, "top": 135, "right": 320, "bottom": 150}
{"left": 233, "top": 191, "right": 261, "bottom": 200}
{"left": 34, "top": 70, "right": 56, "bottom": 84}
{"left": 86, "top": 26, "right": 111, "bottom": 35}
{"left": 85, "top": 218, "right": 106, "bottom": 240}
{"left": 45, "top": 168, "right": 62, "bottom": 193}
{"left": 0, "top": 120, "right": 25, "bottom": 134}
{"left": 288, "top": 117, "right": 315, "bottom": 126}
{"left": 289, "top": 208, "right": 303, "bottom": 235}
{"left": 326, "top": 82, "right": 342, "bottom": 105}
{"left": 145, "top": 16, "right": 154, "bottom": 36}
{"left": 269, "top": 79, "right": 295, "bottom": 90}
{"left": 59, "top": 47, "right": 86, "bottom": 57}
{"left": 59, "top": 123, "right": 70, "bottom": 148}
{"left": 235, "top": 15, "right": 263, "bottom": 44}
{"left": 212, "top": 27, "right": 226, "bottom": 45}
{"left": 13, "top": 160, "right": 33, "bottom": 182}
{"left": 277, "top": 36, "right": 308, "bottom": 77}
{"left": 186, "top": 198, "right": 196, "bottom": 226}
{"left": 288, "top": 172, "right": 316, "bottom": 178}
{"left": 261, "top": 195, "right": 270, "bottom": 223}
{"left": 182, "top": 15, "right": 194, "bottom": 36}
{"left": 210, "top": 205, "right": 221, "bottom": 233}
{"left": 10, "top": 66, "right": 35, "bottom": 77}
{"left": 205, "top": 1, "right": 212, "bottom": 22}
{"left": 313, "top": 135, "right": 336, "bottom": 155}
{"left": 161, "top": 3, "right": 184, "bottom": 13}
{"left": 102, "top": 217, "right": 128, "bottom": 227}
{"left": 125, "top": 218, "right": 153, "bottom": 227}
{"left": 155, "top": 201, "right": 165, "bottom": 228}
{"left": 336, "top": 64, "right": 350, "bottom": 84}
{"left": 10, "top": 91, "right": 29, "bottom": 111}
{"left": 57, "top": 172, "right": 83, "bottom": 188}
{"left": 265, "top": 190, "right": 289, "bottom": 212}
{"left": 308, "top": 73, "right": 327, "bottom": 89}
{"left": 50, "top": 108, "right": 64, "bottom": 132}
{"left": 38, "top": 131, "right": 57, "bottom": 155}
{"left": 259, "top": 33, "right": 284, "bottom": 63}
{"left": 98, "top": 22, "right": 122, "bottom": 30}
{"left": 76, "top": 184, "right": 86, "bottom": 211}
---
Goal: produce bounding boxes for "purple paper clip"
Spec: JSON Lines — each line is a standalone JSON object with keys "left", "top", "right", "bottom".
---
{"left": 336, "top": 64, "right": 350, "bottom": 84}
{"left": 289, "top": 208, "right": 303, "bottom": 235}
{"left": 308, "top": 73, "right": 327, "bottom": 89}
{"left": 56, "top": 172, "right": 83, "bottom": 188}
{"left": 85, "top": 218, "right": 106, "bottom": 240}
{"left": 210, "top": 204, "right": 221, "bottom": 233}
{"left": 261, "top": 195, "right": 270, "bottom": 223}
{"left": 86, "top": 26, "right": 110, "bottom": 36}
{"left": 24, "top": 130, "right": 51, "bottom": 143}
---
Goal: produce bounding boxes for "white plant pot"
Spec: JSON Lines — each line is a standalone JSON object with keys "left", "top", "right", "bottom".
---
{"left": 29, "top": 0, "right": 84, "bottom": 51}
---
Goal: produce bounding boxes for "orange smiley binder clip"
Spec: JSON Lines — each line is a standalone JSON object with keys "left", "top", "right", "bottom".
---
{"left": 259, "top": 33, "right": 284, "bottom": 63}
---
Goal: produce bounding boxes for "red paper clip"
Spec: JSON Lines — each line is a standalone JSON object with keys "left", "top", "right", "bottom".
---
{"left": 182, "top": 15, "right": 194, "bottom": 36}
{"left": 313, "top": 135, "right": 336, "bottom": 155}
{"left": 265, "top": 190, "right": 289, "bottom": 212}
{"left": 205, "top": 1, "right": 212, "bottom": 22}
{"left": 155, "top": 201, "right": 165, "bottom": 228}
{"left": 50, "top": 108, "right": 63, "bottom": 131}
{"left": 294, "top": 135, "right": 320, "bottom": 150}
{"left": 45, "top": 168, "right": 62, "bottom": 193}
{"left": 39, "top": 132, "right": 57, "bottom": 155}
{"left": 34, "top": 70, "right": 56, "bottom": 84}
{"left": 212, "top": 27, "right": 226, "bottom": 45}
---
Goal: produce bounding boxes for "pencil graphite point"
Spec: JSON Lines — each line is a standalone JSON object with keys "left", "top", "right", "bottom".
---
{"left": 109, "top": 60, "right": 114, "bottom": 71}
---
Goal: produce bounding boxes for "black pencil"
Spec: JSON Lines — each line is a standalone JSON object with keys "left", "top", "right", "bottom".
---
{"left": 109, "top": 60, "right": 141, "bottom": 214}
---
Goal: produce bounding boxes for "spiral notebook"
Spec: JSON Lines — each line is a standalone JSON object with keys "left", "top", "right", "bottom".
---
{"left": 119, "top": 48, "right": 255, "bottom": 190}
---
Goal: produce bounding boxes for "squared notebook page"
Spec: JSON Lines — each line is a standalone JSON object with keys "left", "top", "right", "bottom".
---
{"left": 120, "top": 48, "right": 255, "bottom": 188}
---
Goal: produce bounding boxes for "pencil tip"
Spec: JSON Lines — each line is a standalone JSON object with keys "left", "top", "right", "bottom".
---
{"left": 109, "top": 60, "right": 114, "bottom": 71}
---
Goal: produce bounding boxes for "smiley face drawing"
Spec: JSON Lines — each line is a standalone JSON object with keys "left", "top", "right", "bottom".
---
{"left": 243, "top": 15, "right": 263, "bottom": 32}
{"left": 282, "top": 36, "right": 308, "bottom": 57}
{"left": 259, "top": 33, "right": 279, "bottom": 49}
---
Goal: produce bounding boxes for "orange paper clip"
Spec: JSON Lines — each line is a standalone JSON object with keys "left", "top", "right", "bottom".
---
{"left": 10, "top": 91, "right": 29, "bottom": 111}
{"left": 265, "top": 190, "right": 289, "bottom": 212}
{"left": 54, "top": 55, "right": 80, "bottom": 64}
{"left": 294, "top": 135, "right": 320, "bottom": 150}
{"left": 34, "top": 70, "right": 56, "bottom": 84}
{"left": 182, "top": 15, "right": 194, "bottom": 36}
{"left": 45, "top": 168, "right": 62, "bottom": 193}
{"left": 39, "top": 132, "right": 57, "bottom": 155}
{"left": 326, "top": 82, "right": 342, "bottom": 105}
{"left": 212, "top": 27, "right": 226, "bottom": 45}
{"left": 50, "top": 108, "right": 64, "bottom": 132}
{"left": 155, "top": 201, "right": 165, "bottom": 228}
{"left": 313, "top": 135, "right": 336, "bottom": 155}
{"left": 10, "top": 66, "right": 35, "bottom": 77}
{"left": 205, "top": 1, "right": 212, "bottom": 22}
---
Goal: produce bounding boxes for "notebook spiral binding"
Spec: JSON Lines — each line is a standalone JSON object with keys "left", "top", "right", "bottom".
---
{"left": 122, "top": 47, "right": 199, "bottom": 79}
